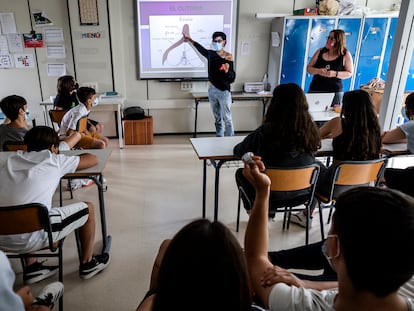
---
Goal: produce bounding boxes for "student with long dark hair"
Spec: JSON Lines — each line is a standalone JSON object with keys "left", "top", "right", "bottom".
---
{"left": 234, "top": 83, "right": 320, "bottom": 217}
{"left": 291, "top": 89, "right": 382, "bottom": 227}
{"left": 136, "top": 219, "right": 253, "bottom": 311}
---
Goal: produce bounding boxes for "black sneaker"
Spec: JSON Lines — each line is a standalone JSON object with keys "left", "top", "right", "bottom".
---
{"left": 32, "top": 281, "right": 64, "bottom": 309}
{"left": 79, "top": 253, "right": 111, "bottom": 280}
{"left": 23, "top": 261, "right": 58, "bottom": 284}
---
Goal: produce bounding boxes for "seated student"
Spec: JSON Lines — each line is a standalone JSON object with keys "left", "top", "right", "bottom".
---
{"left": 53, "top": 75, "right": 103, "bottom": 133}
{"left": 0, "top": 126, "right": 110, "bottom": 284}
{"left": 243, "top": 156, "right": 414, "bottom": 310}
{"left": 291, "top": 89, "right": 382, "bottom": 227}
{"left": 136, "top": 218, "right": 254, "bottom": 311}
{"left": 382, "top": 93, "right": 414, "bottom": 196}
{"left": 0, "top": 95, "right": 81, "bottom": 151}
{"left": 233, "top": 83, "right": 320, "bottom": 218}
{"left": 0, "top": 250, "right": 63, "bottom": 311}
{"left": 59, "top": 87, "right": 109, "bottom": 149}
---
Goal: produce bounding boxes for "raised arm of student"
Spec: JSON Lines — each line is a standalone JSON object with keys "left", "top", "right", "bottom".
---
{"left": 243, "top": 157, "right": 275, "bottom": 308}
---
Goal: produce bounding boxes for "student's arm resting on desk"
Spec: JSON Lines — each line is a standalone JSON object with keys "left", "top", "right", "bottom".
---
{"left": 233, "top": 129, "right": 262, "bottom": 158}
{"left": 382, "top": 127, "right": 407, "bottom": 144}
{"left": 319, "top": 117, "right": 342, "bottom": 139}
{"left": 76, "top": 153, "right": 99, "bottom": 170}
{"left": 243, "top": 157, "right": 275, "bottom": 308}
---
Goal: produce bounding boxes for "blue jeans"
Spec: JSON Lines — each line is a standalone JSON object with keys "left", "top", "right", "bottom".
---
{"left": 208, "top": 85, "right": 234, "bottom": 136}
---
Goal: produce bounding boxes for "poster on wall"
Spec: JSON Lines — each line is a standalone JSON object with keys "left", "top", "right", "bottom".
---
{"left": 47, "top": 63, "right": 66, "bottom": 76}
{"left": 79, "top": 0, "right": 99, "bottom": 26}
{"left": 14, "top": 54, "right": 35, "bottom": 68}
{"left": 23, "top": 33, "right": 44, "bottom": 48}
{"left": 0, "top": 12, "right": 17, "bottom": 34}
{"left": 6, "top": 33, "right": 23, "bottom": 52}
{"left": 33, "top": 11, "right": 53, "bottom": 26}
{"left": 0, "top": 54, "right": 13, "bottom": 68}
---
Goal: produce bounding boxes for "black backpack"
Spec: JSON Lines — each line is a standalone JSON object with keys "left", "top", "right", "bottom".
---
{"left": 123, "top": 106, "right": 145, "bottom": 120}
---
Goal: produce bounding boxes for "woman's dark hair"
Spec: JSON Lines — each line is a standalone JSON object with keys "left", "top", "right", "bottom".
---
{"left": 152, "top": 219, "right": 252, "bottom": 311}
{"left": 24, "top": 126, "right": 60, "bottom": 152}
{"left": 333, "top": 187, "right": 414, "bottom": 297}
{"left": 57, "top": 75, "right": 77, "bottom": 94}
{"left": 263, "top": 83, "right": 320, "bottom": 153}
{"left": 339, "top": 90, "right": 381, "bottom": 160}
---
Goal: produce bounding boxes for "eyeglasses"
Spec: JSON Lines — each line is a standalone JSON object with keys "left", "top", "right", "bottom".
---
{"left": 326, "top": 36, "right": 336, "bottom": 41}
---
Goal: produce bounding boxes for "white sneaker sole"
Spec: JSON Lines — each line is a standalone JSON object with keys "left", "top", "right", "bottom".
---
{"left": 80, "top": 257, "right": 111, "bottom": 280}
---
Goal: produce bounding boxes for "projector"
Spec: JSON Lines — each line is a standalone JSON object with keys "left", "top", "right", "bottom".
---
{"left": 244, "top": 82, "right": 265, "bottom": 93}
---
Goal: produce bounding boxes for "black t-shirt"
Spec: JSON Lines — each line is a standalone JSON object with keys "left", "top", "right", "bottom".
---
{"left": 54, "top": 92, "right": 79, "bottom": 111}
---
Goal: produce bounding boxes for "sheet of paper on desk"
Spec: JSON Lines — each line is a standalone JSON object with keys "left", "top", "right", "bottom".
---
{"left": 382, "top": 143, "right": 407, "bottom": 153}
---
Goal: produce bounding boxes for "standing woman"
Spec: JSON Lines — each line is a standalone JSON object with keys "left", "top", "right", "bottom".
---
{"left": 307, "top": 29, "right": 353, "bottom": 107}
{"left": 233, "top": 83, "right": 320, "bottom": 217}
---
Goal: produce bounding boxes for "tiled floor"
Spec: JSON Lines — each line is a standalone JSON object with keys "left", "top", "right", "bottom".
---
{"left": 11, "top": 134, "right": 330, "bottom": 310}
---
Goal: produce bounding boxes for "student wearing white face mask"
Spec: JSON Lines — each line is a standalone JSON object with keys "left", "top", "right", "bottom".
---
{"left": 59, "top": 87, "right": 109, "bottom": 149}
{"left": 183, "top": 31, "right": 236, "bottom": 137}
{"left": 0, "top": 95, "right": 81, "bottom": 152}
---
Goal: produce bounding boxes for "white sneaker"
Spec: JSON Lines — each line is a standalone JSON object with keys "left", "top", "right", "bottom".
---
{"left": 290, "top": 211, "right": 312, "bottom": 229}
{"left": 33, "top": 281, "right": 64, "bottom": 309}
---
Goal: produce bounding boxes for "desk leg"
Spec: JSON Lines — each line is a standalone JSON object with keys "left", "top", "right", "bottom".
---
{"left": 91, "top": 175, "right": 112, "bottom": 254}
{"left": 193, "top": 99, "right": 199, "bottom": 138}
{"left": 42, "top": 105, "right": 50, "bottom": 127}
{"left": 116, "top": 104, "right": 124, "bottom": 149}
{"left": 202, "top": 159, "right": 207, "bottom": 218}
{"left": 210, "top": 160, "right": 225, "bottom": 222}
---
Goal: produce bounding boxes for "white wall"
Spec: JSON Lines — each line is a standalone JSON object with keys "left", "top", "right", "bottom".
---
{"left": 0, "top": 0, "right": 397, "bottom": 133}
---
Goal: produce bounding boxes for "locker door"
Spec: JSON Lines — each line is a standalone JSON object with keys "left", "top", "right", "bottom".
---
{"left": 337, "top": 17, "right": 362, "bottom": 91}
{"left": 406, "top": 51, "right": 414, "bottom": 91}
{"left": 380, "top": 17, "right": 398, "bottom": 81}
{"left": 304, "top": 18, "right": 335, "bottom": 92}
{"left": 280, "top": 18, "right": 309, "bottom": 86}
{"left": 354, "top": 17, "right": 388, "bottom": 88}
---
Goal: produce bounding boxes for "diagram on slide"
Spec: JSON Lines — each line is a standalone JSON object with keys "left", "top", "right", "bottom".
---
{"left": 149, "top": 15, "right": 223, "bottom": 68}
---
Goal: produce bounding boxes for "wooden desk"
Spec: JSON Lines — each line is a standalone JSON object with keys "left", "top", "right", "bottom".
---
{"left": 190, "top": 136, "right": 244, "bottom": 221}
{"left": 0, "top": 149, "right": 112, "bottom": 255}
{"left": 386, "top": 154, "right": 414, "bottom": 169}
{"left": 191, "top": 92, "right": 272, "bottom": 138}
{"left": 62, "top": 149, "right": 112, "bottom": 254}
{"left": 40, "top": 99, "right": 125, "bottom": 149}
{"left": 189, "top": 136, "right": 407, "bottom": 221}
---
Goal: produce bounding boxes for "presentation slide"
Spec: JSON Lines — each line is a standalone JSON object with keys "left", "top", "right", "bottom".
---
{"left": 136, "top": 0, "right": 237, "bottom": 80}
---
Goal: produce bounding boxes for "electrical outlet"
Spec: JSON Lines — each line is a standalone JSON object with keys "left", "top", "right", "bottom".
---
{"left": 181, "top": 81, "right": 193, "bottom": 91}
{"left": 81, "top": 82, "right": 99, "bottom": 92}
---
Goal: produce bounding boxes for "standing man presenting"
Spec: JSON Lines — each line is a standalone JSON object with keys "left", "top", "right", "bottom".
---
{"left": 184, "top": 31, "right": 236, "bottom": 137}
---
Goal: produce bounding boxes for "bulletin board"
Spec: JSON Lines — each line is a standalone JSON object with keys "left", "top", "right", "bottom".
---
{"left": 78, "top": 0, "right": 99, "bottom": 26}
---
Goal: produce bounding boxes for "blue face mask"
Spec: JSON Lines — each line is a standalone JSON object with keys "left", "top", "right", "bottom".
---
{"left": 24, "top": 109, "right": 30, "bottom": 121}
{"left": 212, "top": 42, "right": 222, "bottom": 51}
{"left": 92, "top": 98, "right": 99, "bottom": 107}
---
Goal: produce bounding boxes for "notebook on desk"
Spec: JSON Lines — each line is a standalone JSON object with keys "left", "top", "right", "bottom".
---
{"left": 306, "top": 93, "right": 335, "bottom": 112}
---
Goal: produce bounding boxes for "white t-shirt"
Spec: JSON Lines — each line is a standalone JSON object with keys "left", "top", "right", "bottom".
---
{"left": 269, "top": 283, "right": 414, "bottom": 311}
{"left": 0, "top": 251, "right": 25, "bottom": 311}
{"left": 59, "top": 103, "right": 89, "bottom": 136}
{"left": 0, "top": 150, "right": 79, "bottom": 251}
{"left": 399, "top": 121, "right": 414, "bottom": 153}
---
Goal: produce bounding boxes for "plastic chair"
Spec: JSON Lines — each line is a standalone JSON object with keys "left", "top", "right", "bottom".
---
{"left": 3, "top": 141, "right": 27, "bottom": 151}
{"left": 237, "top": 163, "right": 320, "bottom": 245}
{"left": 48, "top": 109, "right": 67, "bottom": 132}
{"left": 76, "top": 116, "right": 88, "bottom": 132}
{"left": 0, "top": 203, "right": 65, "bottom": 310}
{"left": 316, "top": 158, "right": 387, "bottom": 240}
